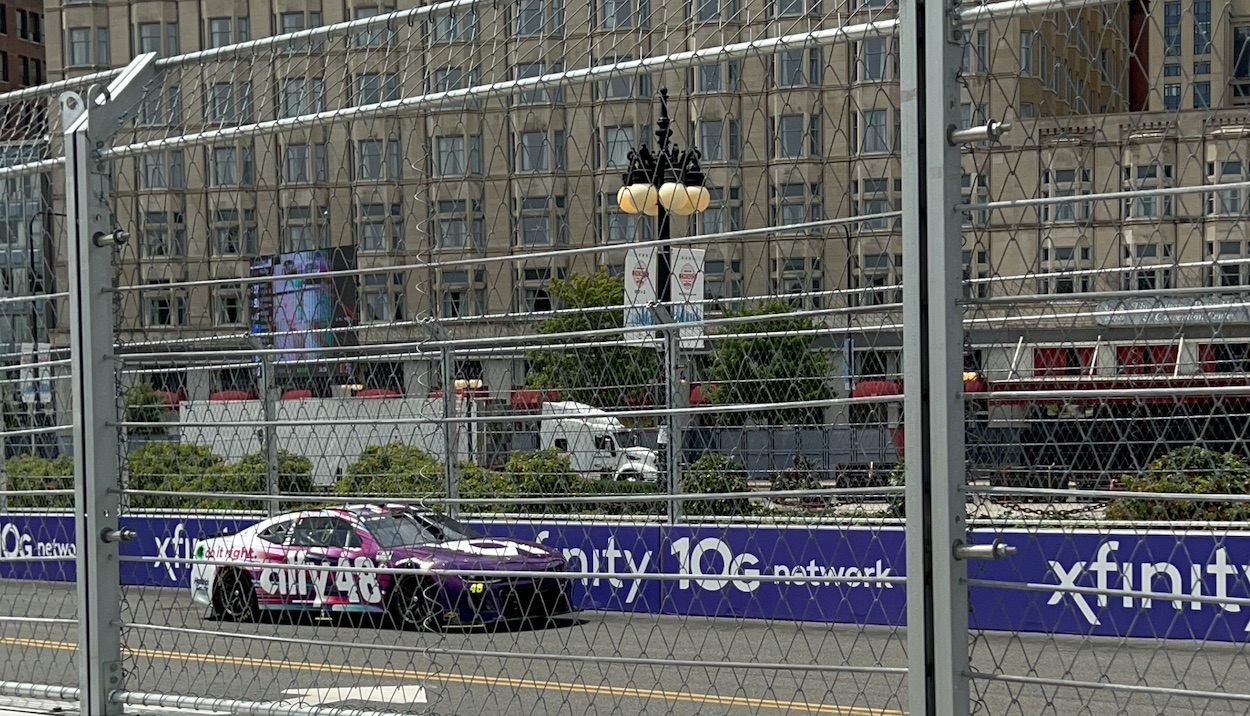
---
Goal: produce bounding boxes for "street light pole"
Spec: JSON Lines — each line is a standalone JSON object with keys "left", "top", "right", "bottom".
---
{"left": 617, "top": 88, "right": 711, "bottom": 519}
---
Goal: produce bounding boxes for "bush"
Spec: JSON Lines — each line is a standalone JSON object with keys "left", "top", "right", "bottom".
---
{"left": 682, "top": 454, "right": 750, "bottom": 516}
{"left": 125, "top": 384, "right": 172, "bottom": 436}
{"left": 1105, "top": 447, "right": 1250, "bottom": 522}
{"left": 887, "top": 460, "right": 906, "bottom": 518}
{"left": 127, "top": 443, "right": 226, "bottom": 509}
{"left": 504, "top": 448, "right": 581, "bottom": 496}
{"left": 458, "top": 462, "right": 519, "bottom": 513}
{"left": 336, "top": 443, "right": 442, "bottom": 496}
{"left": 189, "top": 450, "right": 315, "bottom": 512}
{"left": 5, "top": 454, "right": 74, "bottom": 509}
{"left": 575, "top": 478, "right": 664, "bottom": 516}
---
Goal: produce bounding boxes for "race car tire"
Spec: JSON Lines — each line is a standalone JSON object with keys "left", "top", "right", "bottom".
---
{"left": 387, "top": 576, "right": 445, "bottom": 632}
{"left": 213, "top": 568, "right": 259, "bottom": 622}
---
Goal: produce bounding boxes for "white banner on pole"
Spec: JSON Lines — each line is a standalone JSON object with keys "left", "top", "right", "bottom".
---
{"left": 669, "top": 248, "right": 706, "bottom": 350}
{"left": 19, "top": 342, "right": 51, "bottom": 406}
{"left": 623, "top": 247, "right": 660, "bottom": 346}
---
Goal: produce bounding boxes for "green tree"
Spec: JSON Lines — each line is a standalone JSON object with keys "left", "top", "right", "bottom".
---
{"left": 188, "top": 450, "right": 317, "bottom": 511}
{"left": 124, "top": 384, "right": 172, "bottom": 436}
{"left": 335, "top": 443, "right": 443, "bottom": 496}
{"left": 1106, "top": 447, "right": 1250, "bottom": 522}
{"left": 703, "top": 299, "right": 832, "bottom": 425}
{"left": 524, "top": 268, "right": 659, "bottom": 408}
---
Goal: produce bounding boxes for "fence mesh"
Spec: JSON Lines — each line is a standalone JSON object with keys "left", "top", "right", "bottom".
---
{"left": 964, "top": 0, "right": 1250, "bottom": 714}
{"left": 3, "top": 0, "right": 1249, "bottom": 714}
{"left": 92, "top": 4, "right": 910, "bottom": 715}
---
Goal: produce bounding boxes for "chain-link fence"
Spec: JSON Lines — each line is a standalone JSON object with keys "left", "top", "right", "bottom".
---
{"left": 2, "top": 0, "right": 1250, "bottom": 714}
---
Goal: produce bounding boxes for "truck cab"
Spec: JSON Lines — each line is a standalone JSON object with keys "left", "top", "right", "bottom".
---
{"left": 538, "top": 401, "right": 660, "bottom": 481}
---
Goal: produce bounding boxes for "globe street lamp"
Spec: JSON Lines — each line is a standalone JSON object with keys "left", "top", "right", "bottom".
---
{"left": 616, "top": 88, "right": 709, "bottom": 512}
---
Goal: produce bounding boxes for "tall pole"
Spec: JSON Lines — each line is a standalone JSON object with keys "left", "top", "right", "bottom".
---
{"left": 260, "top": 354, "right": 279, "bottom": 517}
{"left": 653, "top": 90, "right": 681, "bottom": 524}
{"left": 440, "top": 340, "right": 458, "bottom": 520}
{"left": 64, "top": 53, "right": 160, "bottom": 716}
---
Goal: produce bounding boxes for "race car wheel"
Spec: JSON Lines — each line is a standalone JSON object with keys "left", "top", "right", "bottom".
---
{"left": 214, "top": 569, "right": 259, "bottom": 622}
{"left": 388, "top": 577, "right": 445, "bottom": 632}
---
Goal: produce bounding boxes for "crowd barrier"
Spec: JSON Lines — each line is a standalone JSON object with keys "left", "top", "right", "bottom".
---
{"left": 2, "top": 512, "right": 1247, "bottom": 641}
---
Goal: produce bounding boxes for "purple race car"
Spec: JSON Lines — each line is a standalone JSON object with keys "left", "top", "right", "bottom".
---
{"left": 189, "top": 503, "right": 573, "bottom": 630}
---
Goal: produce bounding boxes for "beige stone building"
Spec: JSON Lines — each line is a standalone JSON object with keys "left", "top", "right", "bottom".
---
{"left": 26, "top": 0, "right": 1250, "bottom": 424}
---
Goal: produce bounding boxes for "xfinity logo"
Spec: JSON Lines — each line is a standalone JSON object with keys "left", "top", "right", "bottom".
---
{"left": 1048, "top": 542, "right": 1247, "bottom": 627}
{"left": 155, "top": 523, "right": 198, "bottom": 581}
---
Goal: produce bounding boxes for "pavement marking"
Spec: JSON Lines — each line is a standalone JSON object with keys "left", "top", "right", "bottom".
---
{"left": 280, "top": 686, "right": 427, "bottom": 706}
{"left": 0, "top": 636, "right": 907, "bottom": 716}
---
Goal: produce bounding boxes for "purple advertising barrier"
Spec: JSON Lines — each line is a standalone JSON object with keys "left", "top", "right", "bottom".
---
{"left": 7, "top": 512, "right": 1250, "bottom": 642}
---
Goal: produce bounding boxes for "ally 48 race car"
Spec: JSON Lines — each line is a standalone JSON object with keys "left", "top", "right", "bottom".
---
{"left": 190, "top": 504, "right": 573, "bottom": 630}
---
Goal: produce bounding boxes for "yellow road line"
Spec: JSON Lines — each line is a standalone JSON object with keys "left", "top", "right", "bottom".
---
{"left": 0, "top": 636, "right": 907, "bottom": 716}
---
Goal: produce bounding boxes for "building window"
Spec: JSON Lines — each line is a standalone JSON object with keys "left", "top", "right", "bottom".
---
{"left": 1019, "top": 32, "right": 1034, "bottom": 75}
{"left": 207, "top": 17, "right": 249, "bottom": 48}
{"left": 600, "top": 126, "right": 634, "bottom": 169}
{"left": 357, "top": 203, "right": 404, "bottom": 252}
{"left": 600, "top": 0, "right": 646, "bottom": 30}
{"left": 961, "top": 173, "right": 989, "bottom": 227}
{"left": 703, "top": 258, "right": 743, "bottom": 312}
{"left": 212, "top": 209, "right": 258, "bottom": 256}
{"left": 694, "top": 0, "right": 739, "bottom": 22}
{"left": 355, "top": 139, "right": 402, "bottom": 181}
{"left": 433, "top": 199, "right": 485, "bottom": 250}
{"left": 689, "top": 186, "right": 742, "bottom": 236}
{"left": 773, "top": 114, "right": 820, "bottom": 159}
{"left": 1207, "top": 160, "right": 1246, "bottom": 216}
{"left": 514, "top": 196, "right": 567, "bottom": 247}
{"left": 961, "top": 30, "right": 988, "bottom": 74}
{"left": 206, "top": 82, "right": 253, "bottom": 124}
{"left": 1122, "top": 163, "right": 1174, "bottom": 219}
{"left": 362, "top": 273, "right": 407, "bottom": 323}
{"left": 1163, "top": 2, "right": 1181, "bottom": 56}
{"left": 1236, "top": 27, "right": 1250, "bottom": 97}
{"left": 210, "top": 146, "right": 254, "bottom": 186}
{"left": 1033, "top": 347, "right": 1094, "bottom": 377}
{"left": 216, "top": 283, "right": 245, "bottom": 326}
{"left": 774, "top": 0, "right": 805, "bottom": 17}
{"left": 854, "top": 108, "right": 890, "bottom": 154}
{"left": 852, "top": 178, "right": 900, "bottom": 232}
{"left": 1194, "top": 0, "right": 1212, "bottom": 55}
{"left": 515, "top": 0, "right": 564, "bottom": 37}
{"left": 775, "top": 48, "right": 821, "bottom": 88}
{"left": 770, "top": 182, "right": 822, "bottom": 226}
{"left": 136, "top": 21, "right": 177, "bottom": 56}
{"left": 353, "top": 6, "right": 398, "bottom": 48}
{"left": 516, "top": 266, "right": 565, "bottom": 312}
{"left": 278, "top": 11, "right": 323, "bottom": 51}
{"left": 598, "top": 192, "right": 654, "bottom": 244}
{"left": 962, "top": 250, "right": 989, "bottom": 299}
{"left": 1041, "top": 168, "right": 1092, "bottom": 223}
{"left": 68, "top": 28, "right": 91, "bottom": 66}
{"left": 853, "top": 253, "right": 901, "bottom": 306}
{"left": 1207, "top": 240, "right": 1248, "bottom": 289}
{"left": 1121, "top": 241, "right": 1175, "bottom": 291}
{"left": 283, "top": 143, "right": 310, "bottom": 183}
{"left": 140, "top": 150, "right": 185, "bottom": 190}
{"left": 1115, "top": 345, "right": 1178, "bottom": 375}
{"left": 1038, "top": 242, "right": 1092, "bottom": 294}
{"left": 145, "top": 280, "right": 187, "bottom": 327}
{"left": 689, "top": 61, "right": 740, "bottom": 93}
{"left": 1200, "top": 343, "right": 1250, "bottom": 373}
{"left": 1163, "top": 83, "right": 1181, "bottom": 110}
{"left": 1195, "top": 82, "right": 1212, "bottom": 109}
{"left": 515, "top": 130, "right": 564, "bottom": 172}
{"left": 429, "top": 65, "right": 480, "bottom": 93}
{"left": 514, "top": 62, "right": 563, "bottom": 104}
{"left": 853, "top": 38, "right": 894, "bottom": 82}
{"left": 356, "top": 73, "right": 400, "bottom": 105}
{"left": 281, "top": 78, "right": 325, "bottom": 117}
{"left": 138, "top": 85, "right": 183, "bottom": 125}
{"left": 693, "top": 118, "right": 741, "bottom": 162}
{"left": 599, "top": 56, "right": 650, "bottom": 99}
{"left": 141, "top": 212, "right": 187, "bottom": 259}
{"left": 434, "top": 135, "right": 482, "bottom": 176}
{"left": 432, "top": 9, "right": 477, "bottom": 42}
{"left": 770, "top": 255, "right": 823, "bottom": 308}
{"left": 282, "top": 205, "right": 329, "bottom": 252}
{"left": 438, "top": 269, "right": 486, "bottom": 318}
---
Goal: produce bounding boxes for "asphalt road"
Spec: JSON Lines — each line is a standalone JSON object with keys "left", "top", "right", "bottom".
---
{"left": 1, "top": 581, "right": 1249, "bottom": 715}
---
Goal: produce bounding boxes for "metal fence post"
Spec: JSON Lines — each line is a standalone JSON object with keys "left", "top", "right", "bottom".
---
{"left": 900, "top": 0, "right": 971, "bottom": 713}
{"left": 664, "top": 327, "right": 683, "bottom": 524}
{"left": 439, "top": 338, "right": 458, "bottom": 520}
{"left": 261, "top": 354, "right": 279, "bottom": 517}
{"left": 63, "top": 54, "right": 159, "bottom": 716}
